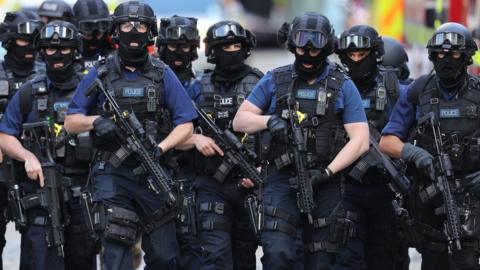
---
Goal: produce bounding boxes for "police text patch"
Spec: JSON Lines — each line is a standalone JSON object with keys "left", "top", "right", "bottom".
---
{"left": 439, "top": 108, "right": 460, "bottom": 118}
{"left": 296, "top": 89, "right": 317, "bottom": 100}
{"left": 122, "top": 87, "right": 144, "bottom": 97}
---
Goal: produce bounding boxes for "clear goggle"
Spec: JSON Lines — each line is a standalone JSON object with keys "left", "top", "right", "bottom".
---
{"left": 212, "top": 23, "right": 246, "bottom": 39}
{"left": 165, "top": 25, "right": 198, "bottom": 40}
{"left": 292, "top": 30, "right": 328, "bottom": 48}
{"left": 41, "top": 24, "right": 75, "bottom": 40}
{"left": 338, "top": 35, "right": 372, "bottom": 50}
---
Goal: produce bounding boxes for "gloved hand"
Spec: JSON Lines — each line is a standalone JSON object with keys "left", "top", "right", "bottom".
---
{"left": 92, "top": 116, "right": 120, "bottom": 141}
{"left": 267, "top": 115, "right": 288, "bottom": 140}
{"left": 401, "top": 143, "right": 434, "bottom": 176}
{"left": 152, "top": 146, "right": 164, "bottom": 161}
{"left": 309, "top": 168, "right": 333, "bottom": 188}
{"left": 465, "top": 171, "right": 480, "bottom": 193}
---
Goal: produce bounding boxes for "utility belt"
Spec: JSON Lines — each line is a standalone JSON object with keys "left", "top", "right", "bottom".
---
{"left": 80, "top": 190, "right": 176, "bottom": 246}
{"left": 7, "top": 177, "right": 83, "bottom": 231}
{"left": 346, "top": 167, "right": 390, "bottom": 185}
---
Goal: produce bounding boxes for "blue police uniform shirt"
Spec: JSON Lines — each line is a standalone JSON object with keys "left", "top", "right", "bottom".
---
{"left": 382, "top": 77, "right": 459, "bottom": 141}
{"left": 0, "top": 77, "right": 73, "bottom": 136}
{"left": 67, "top": 64, "right": 197, "bottom": 126}
{"left": 246, "top": 62, "right": 367, "bottom": 124}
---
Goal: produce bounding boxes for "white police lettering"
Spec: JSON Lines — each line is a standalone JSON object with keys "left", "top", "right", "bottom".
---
{"left": 219, "top": 97, "right": 233, "bottom": 105}
{"left": 439, "top": 108, "right": 460, "bottom": 118}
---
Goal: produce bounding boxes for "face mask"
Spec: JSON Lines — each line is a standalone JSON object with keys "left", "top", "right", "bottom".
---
{"left": 433, "top": 53, "right": 466, "bottom": 87}
{"left": 5, "top": 39, "right": 37, "bottom": 77}
{"left": 342, "top": 52, "right": 378, "bottom": 91}
{"left": 82, "top": 33, "right": 107, "bottom": 58}
{"left": 164, "top": 45, "right": 194, "bottom": 73}
{"left": 215, "top": 48, "right": 247, "bottom": 74}
{"left": 44, "top": 48, "right": 76, "bottom": 86}
{"left": 293, "top": 49, "right": 326, "bottom": 79}
{"left": 118, "top": 28, "right": 149, "bottom": 68}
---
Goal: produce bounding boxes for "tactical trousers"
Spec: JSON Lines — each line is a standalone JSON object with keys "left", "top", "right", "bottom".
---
{"left": 195, "top": 175, "right": 257, "bottom": 270}
{"left": 92, "top": 161, "right": 179, "bottom": 270}
{"left": 259, "top": 169, "right": 304, "bottom": 270}
{"left": 177, "top": 174, "right": 204, "bottom": 270}
{"left": 303, "top": 177, "right": 363, "bottom": 270}
{"left": 17, "top": 178, "right": 96, "bottom": 270}
{"left": 340, "top": 181, "right": 396, "bottom": 270}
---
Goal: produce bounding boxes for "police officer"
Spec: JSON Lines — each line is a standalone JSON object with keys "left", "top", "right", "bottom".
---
{"left": 38, "top": 0, "right": 75, "bottom": 24}
{"left": 64, "top": 2, "right": 197, "bottom": 269}
{"left": 157, "top": 15, "right": 203, "bottom": 270}
{"left": 336, "top": 25, "right": 400, "bottom": 270}
{"left": 157, "top": 15, "right": 200, "bottom": 90}
{"left": 178, "top": 20, "right": 262, "bottom": 270}
{"left": 381, "top": 37, "right": 413, "bottom": 85}
{"left": 0, "top": 20, "right": 94, "bottom": 270}
{"left": 73, "top": 0, "right": 113, "bottom": 71}
{"left": 380, "top": 22, "right": 480, "bottom": 270}
{"left": 0, "top": 10, "right": 43, "bottom": 270}
{"left": 233, "top": 12, "right": 369, "bottom": 270}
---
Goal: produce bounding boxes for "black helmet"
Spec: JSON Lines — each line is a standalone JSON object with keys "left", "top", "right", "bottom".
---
{"left": 337, "top": 25, "right": 384, "bottom": 62}
{"left": 38, "top": 0, "right": 74, "bottom": 22}
{"left": 381, "top": 36, "right": 408, "bottom": 68}
{"left": 111, "top": 1, "right": 157, "bottom": 36}
{"left": 204, "top": 20, "right": 256, "bottom": 62}
{"left": 73, "top": 0, "right": 111, "bottom": 35}
{"left": 427, "top": 22, "right": 477, "bottom": 61}
{"left": 157, "top": 15, "right": 200, "bottom": 60}
{"left": 0, "top": 11, "right": 43, "bottom": 49}
{"left": 158, "top": 15, "right": 199, "bottom": 45}
{"left": 277, "top": 12, "right": 335, "bottom": 55}
{"left": 38, "top": 20, "right": 80, "bottom": 48}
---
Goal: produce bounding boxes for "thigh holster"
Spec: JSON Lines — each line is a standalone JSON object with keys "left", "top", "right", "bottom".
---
{"left": 198, "top": 201, "right": 231, "bottom": 232}
{"left": 260, "top": 205, "right": 300, "bottom": 238}
{"left": 104, "top": 206, "right": 139, "bottom": 246}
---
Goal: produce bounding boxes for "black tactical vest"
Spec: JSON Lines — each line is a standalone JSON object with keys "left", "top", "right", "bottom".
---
{"left": 98, "top": 53, "right": 172, "bottom": 144}
{"left": 0, "top": 61, "right": 41, "bottom": 118}
{"left": 18, "top": 73, "right": 92, "bottom": 174}
{"left": 197, "top": 68, "right": 263, "bottom": 130}
{"left": 410, "top": 74, "right": 480, "bottom": 174}
{"left": 270, "top": 64, "right": 347, "bottom": 168}
{"left": 195, "top": 68, "right": 263, "bottom": 177}
{"left": 361, "top": 71, "right": 400, "bottom": 131}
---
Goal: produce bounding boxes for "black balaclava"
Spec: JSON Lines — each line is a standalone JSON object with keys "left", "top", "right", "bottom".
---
{"left": 398, "top": 63, "right": 410, "bottom": 81}
{"left": 118, "top": 27, "right": 149, "bottom": 68}
{"left": 432, "top": 52, "right": 467, "bottom": 89}
{"left": 213, "top": 43, "right": 250, "bottom": 82}
{"left": 342, "top": 51, "right": 378, "bottom": 91}
{"left": 293, "top": 48, "right": 327, "bottom": 80}
{"left": 82, "top": 32, "right": 108, "bottom": 58}
{"left": 163, "top": 43, "right": 195, "bottom": 81}
{"left": 44, "top": 48, "right": 77, "bottom": 89}
{"left": 4, "top": 38, "right": 36, "bottom": 77}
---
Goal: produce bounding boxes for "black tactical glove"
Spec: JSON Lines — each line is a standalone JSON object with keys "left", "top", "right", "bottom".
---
{"left": 92, "top": 116, "right": 120, "bottom": 142}
{"left": 309, "top": 167, "right": 333, "bottom": 188}
{"left": 267, "top": 115, "right": 288, "bottom": 140}
{"left": 465, "top": 171, "right": 480, "bottom": 193}
{"left": 152, "top": 146, "right": 164, "bottom": 161}
{"left": 401, "top": 143, "right": 434, "bottom": 176}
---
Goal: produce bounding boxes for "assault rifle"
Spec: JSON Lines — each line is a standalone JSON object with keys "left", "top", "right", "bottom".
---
{"left": 193, "top": 103, "right": 263, "bottom": 186}
{"left": 418, "top": 112, "right": 462, "bottom": 253}
{"left": 86, "top": 74, "right": 176, "bottom": 205}
{"left": 285, "top": 94, "right": 315, "bottom": 224}
{"left": 22, "top": 121, "right": 65, "bottom": 257}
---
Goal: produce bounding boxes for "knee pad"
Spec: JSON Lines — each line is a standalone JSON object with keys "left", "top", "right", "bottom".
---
{"left": 104, "top": 206, "right": 139, "bottom": 246}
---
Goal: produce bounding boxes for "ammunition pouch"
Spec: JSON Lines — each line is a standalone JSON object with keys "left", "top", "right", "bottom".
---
{"left": 104, "top": 206, "right": 139, "bottom": 246}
